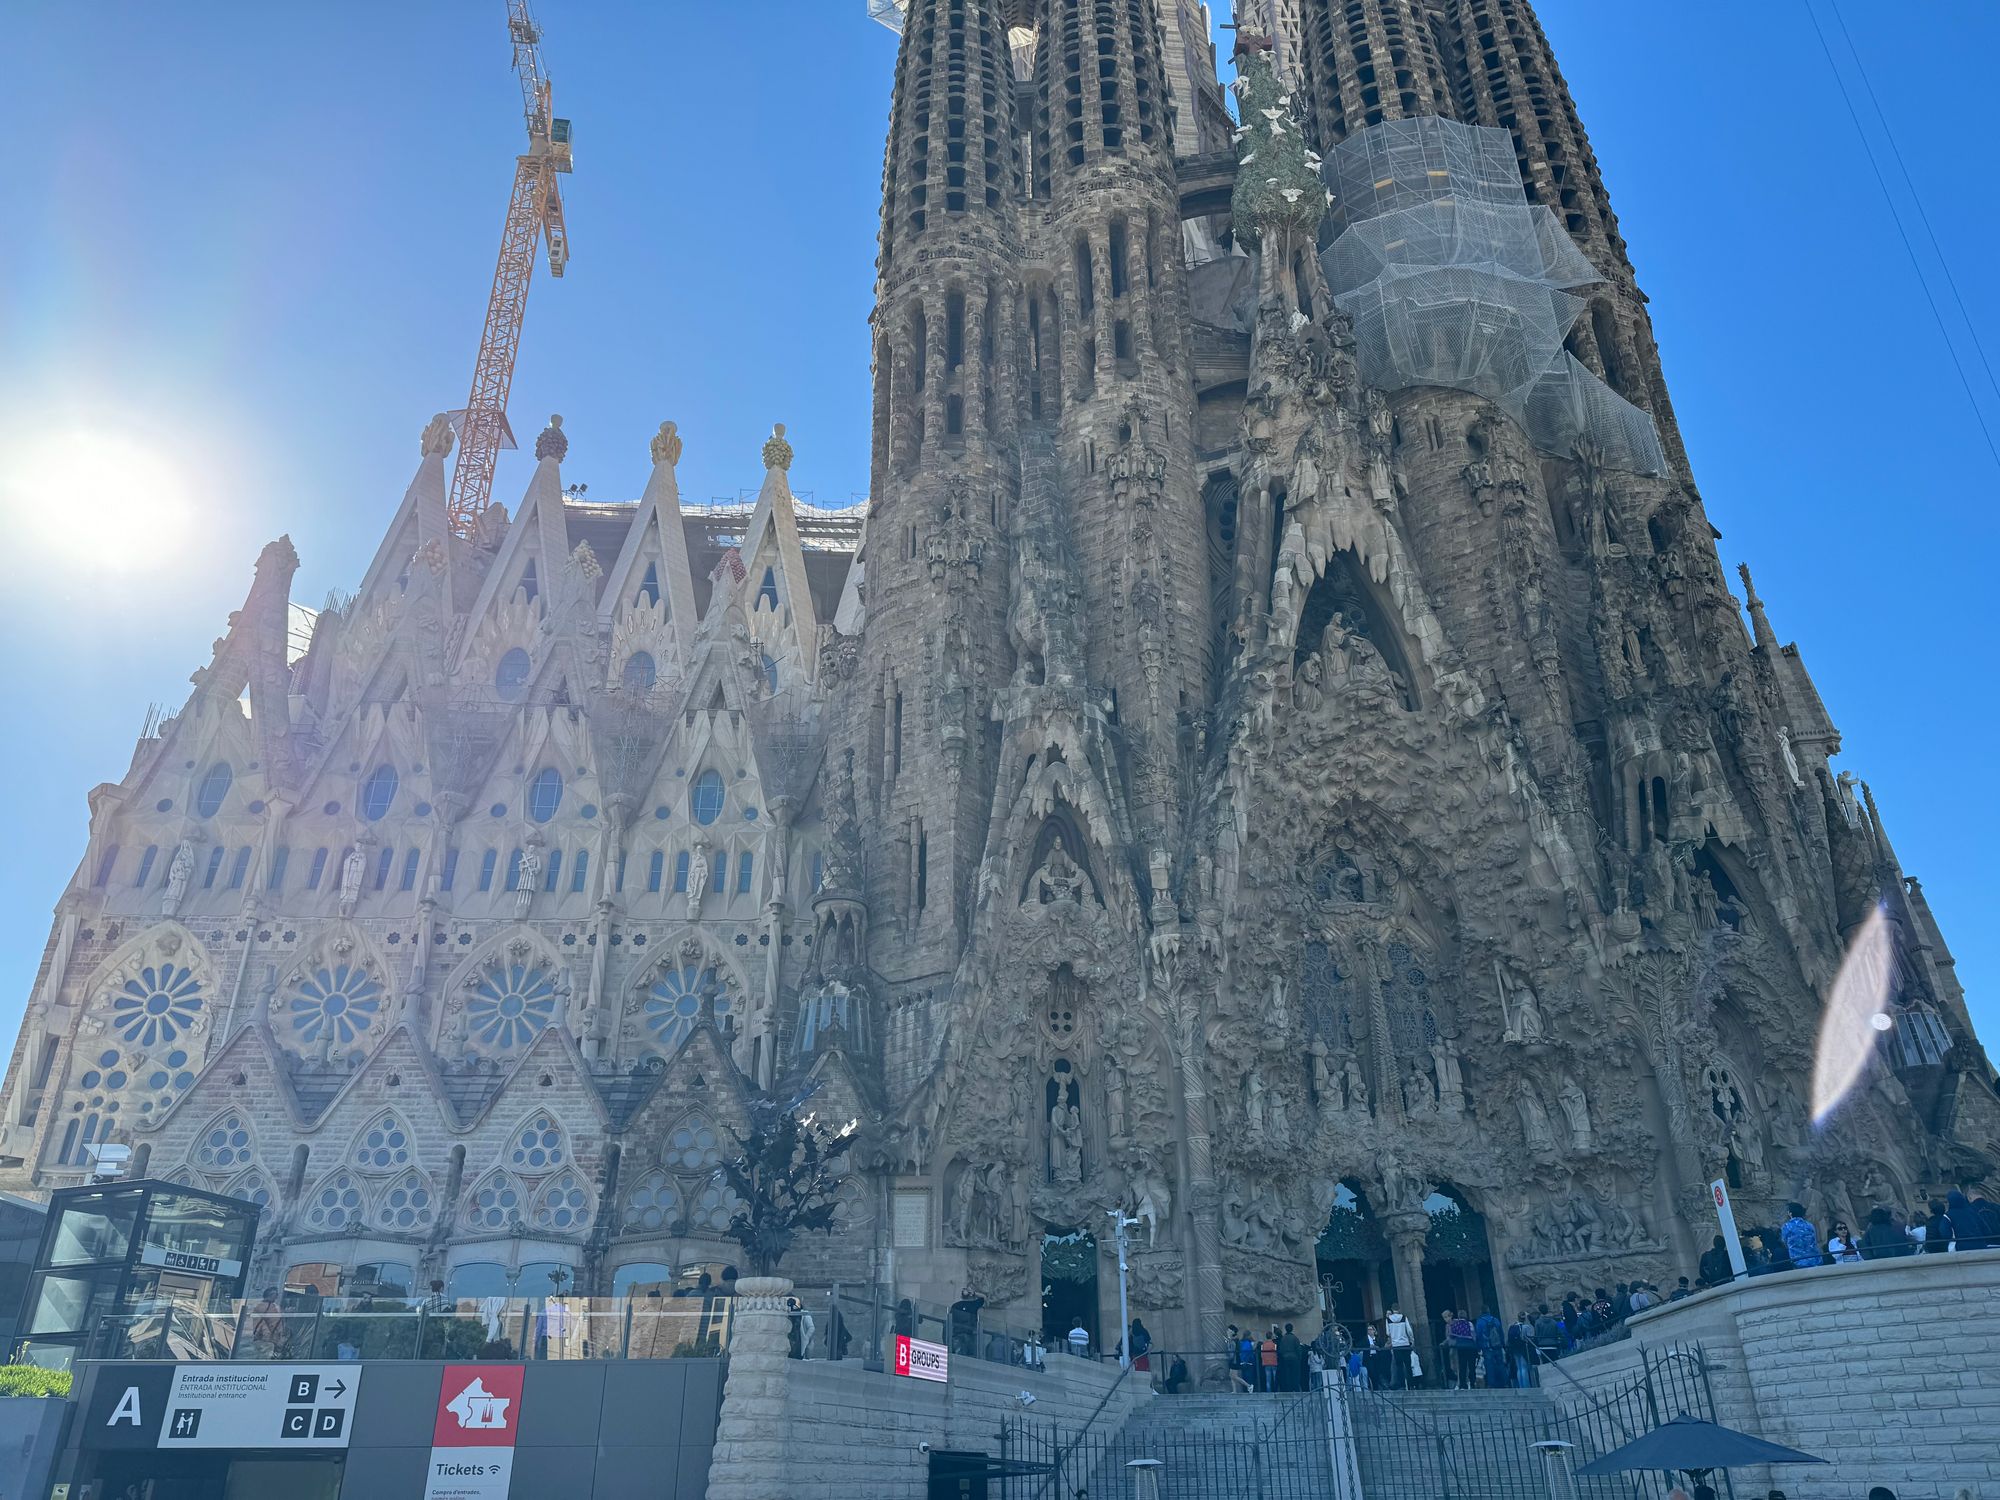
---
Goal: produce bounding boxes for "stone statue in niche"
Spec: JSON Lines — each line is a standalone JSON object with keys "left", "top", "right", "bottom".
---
{"left": 163, "top": 841, "right": 195, "bottom": 916}
{"left": 1307, "top": 1035, "right": 1331, "bottom": 1105}
{"left": 685, "top": 838, "right": 710, "bottom": 914}
{"left": 1032, "top": 834, "right": 1087, "bottom": 906}
{"left": 1558, "top": 1075, "right": 1592, "bottom": 1151}
{"left": 1343, "top": 1051, "right": 1369, "bottom": 1114}
{"left": 1518, "top": 1086, "right": 1557, "bottom": 1155}
{"left": 1776, "top": 726, "right": 1804, "bottom": 788}
{"left": 1293, "top": 652, "right": 1326, "bottom": 713}
{"left": 1244, "top": 1067, "right": 1267, "bottom": 1139}
{"left": 1049, "top": 1099, "right": 1084, "bottom": 1184}
{"left": 340, "top": 846, "right": 367, "bottom": 917}
{"left": 1266, "top": 1080, "right": 1290, "bottom": 1146}
{"left": 1103, "top": 1050, "right": 1129, "bottom": 1143}
{"left": 513, "top": 845, "right": 541, "bottom": 919}
{"left": 1432, "top": 1038, "right": 1465, "bottom": 1118}
{"left": 1403, "top": 1058, "right": 1436, "bottom": 1116}
{"left": 1497, "top": 962, "right": 1546, "bottom": 1044}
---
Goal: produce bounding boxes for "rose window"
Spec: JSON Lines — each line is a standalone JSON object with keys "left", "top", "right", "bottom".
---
{"left": 111, "top": 964, "right": 204, "bottom": 1047}
{"left": 194, "top": 1113, "right": 253, "bottom": 1172}
{"left": 533, "top": 1171, "right": 590, "bottom": 1231}
{"left": 643, "top": 964, "right": 731, "bottom": 1053}
{"left": 304, "top": 1172, "right": 363, "bottom": 1231}
{"left": 665, "top": 1117, "right": 722, "bottom": 1173}
{"left": 621, "top": 1172, "right": 683, "bottom": 1233}
{"left": 377, "top": 1171, "right": 435, "bottom": 1230}
{"left": 467, "top": 1177, "right": 523, "bottom": 1230}
{"left": 511, "top": 1114, "right": 565, "bottom": 1172}
{"left": 288, "top": 963, "right": 385, "bottom": 1049}
{"left": 466, "top": 961, "right": 559, "bottom": 1050}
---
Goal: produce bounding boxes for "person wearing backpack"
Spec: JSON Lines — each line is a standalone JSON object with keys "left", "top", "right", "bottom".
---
{"left": 1445, "top": 1310, "right": 1478, "bottom": 1390}
{"left": 1475, "top": 1307, "right": 1505, "bottom": 1389}
{"left": 1507, "top": 1311, "right": 1536, "bottom": 1388}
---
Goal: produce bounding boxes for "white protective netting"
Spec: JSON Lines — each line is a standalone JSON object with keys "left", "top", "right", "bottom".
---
{"left": 1319, "top": 116, "right": 1666, "bottom": 475}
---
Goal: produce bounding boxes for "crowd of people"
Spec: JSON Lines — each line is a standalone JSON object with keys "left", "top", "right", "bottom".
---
{"left": 1697, "top": 1193, "right": 2000, "bottom": 1286}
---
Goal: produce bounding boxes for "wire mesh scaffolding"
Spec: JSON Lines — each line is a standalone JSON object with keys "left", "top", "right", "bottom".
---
{"left": 1320, "top": 115, "right": 1667, "bottom": 475}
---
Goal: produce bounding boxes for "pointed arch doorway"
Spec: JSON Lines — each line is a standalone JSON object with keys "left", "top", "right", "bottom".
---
{"left": 1040, "top": 1226, "right": 1099, "bottom": 1353}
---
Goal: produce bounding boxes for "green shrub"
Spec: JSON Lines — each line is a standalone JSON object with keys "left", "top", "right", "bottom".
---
{"left": 0, "top": 1365, "right": 72, "bottom": 1399}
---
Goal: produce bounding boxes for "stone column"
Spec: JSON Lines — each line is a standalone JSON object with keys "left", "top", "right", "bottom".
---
{"left": 1382, "top": 1215, "right": 1430, "bottom": 1374}
{"left": 1167, "top": 966, "right": 1227, "bottom": 1375}
{"left": 706, "top": 1275, "right": 793, "bottom": 1500}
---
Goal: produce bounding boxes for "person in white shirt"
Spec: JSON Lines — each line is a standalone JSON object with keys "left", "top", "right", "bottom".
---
{"left": 1068, "top": 1322, "right": 1090, "bottom": 1357}
{"left": 1384, "top": 1306, "right": 1414, "bottom": 1388}
{"left": 1826, "top": 1222, "right": 1862, "bottom": 1263}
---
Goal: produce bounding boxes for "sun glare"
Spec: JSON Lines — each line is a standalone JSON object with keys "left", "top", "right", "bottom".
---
{"left": 3, "top": 426, "right": 193, "bottom": 573}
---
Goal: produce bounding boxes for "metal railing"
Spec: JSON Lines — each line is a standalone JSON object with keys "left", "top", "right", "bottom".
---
{"left": 1346, "top": 1339, "right": 1728, "bottom": 1500}
{"left": 85, "top": 1293, "right": 733, "bottom": 1364}
{"left": 1003, "top": 1380, "right": 1342, "bottom": 1500}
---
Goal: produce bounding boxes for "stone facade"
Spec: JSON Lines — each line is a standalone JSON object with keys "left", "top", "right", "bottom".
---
{"left": 1, "top": 0, "right": 1994, "bottom": 1363}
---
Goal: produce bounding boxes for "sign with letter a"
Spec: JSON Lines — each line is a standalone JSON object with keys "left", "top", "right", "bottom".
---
{"left": 425, "top": 1364, "right": 526, "bottom": 1500}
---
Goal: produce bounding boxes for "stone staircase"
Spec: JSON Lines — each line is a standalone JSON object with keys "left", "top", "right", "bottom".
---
{"left": 1068, "top": 1390, "right": 1341, "bottom": 1499}
{"left": 1349, "top": 1386, "right": 1568, "bottom": 1500}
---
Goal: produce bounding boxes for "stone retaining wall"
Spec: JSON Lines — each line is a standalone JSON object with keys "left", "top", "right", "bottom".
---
{"left": 1561, "top": 1248, "right": 2000, "bottom": 1498}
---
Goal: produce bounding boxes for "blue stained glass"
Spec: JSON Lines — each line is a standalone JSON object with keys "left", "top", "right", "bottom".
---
{"left": 690, "top": 770, "right": 724, "bottom": 826}
{"left": 361, "top": 765, "right": 399, "bottom": 821}
{"left": 643, "top": 964, "right": 733, "bottom": 1053}
{"left": 528, "top": 768, "right": 563, "bottom": 824}
{"left": 288, "top": 962, "right": 385, "bottom": 1047}
{"left": 111, "top": 964, "right": 205, "bottom": 1047}
{"left": 466, "top": 962, "right": 559, "bottom": 1050}
{"left": 495, "top": 648, "right": 531, "bottom": 702}
{"left": 195, "top": 763, "right": 232, "bottom": 818}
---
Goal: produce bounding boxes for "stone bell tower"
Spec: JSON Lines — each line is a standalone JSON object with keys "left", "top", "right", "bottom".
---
{"left": 1028, "top": 0, "right": 1212, "bottom": 892}
{"left": 847, "top": 0, "right": 1025, "bottom": 981}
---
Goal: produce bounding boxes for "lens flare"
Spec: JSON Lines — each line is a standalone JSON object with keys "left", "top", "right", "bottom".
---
{"left": 1811, "top": 902, "right": 1895, "bottom": 1125}
{"left": 1, "top": 426, "right": 192, "bottom": 574}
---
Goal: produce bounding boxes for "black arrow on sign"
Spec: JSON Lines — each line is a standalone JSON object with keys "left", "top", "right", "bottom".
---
{"left": 325, "top": 1380, "right": 348, "bottom": 1399}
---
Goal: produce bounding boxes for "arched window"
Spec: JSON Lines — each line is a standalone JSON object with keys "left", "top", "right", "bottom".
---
{"left": 193, "top": 1111, "right": 254, "bottom": 1172}
{"left": 690, "top": 770, "right": 724, "bottom": 826}
{"left": 621, "top": 1176, "right": 683, "bottom": 1235}
{"left": 757, "top": 567, "right": 779, "bottom": 610}
{"left": 195, "top": 763, "right": 233, "bottom": 819}
{"left": 352, "top": 1112, "right": 415, "bottom": 1173}
{"left": 528, "top": 768, "right": 563, "bottom": 824}
{"left": 361, "top": 765, "right": 399, "bottom": 821}
{"left": 376, "top": 1170, "right": 436, "bottom": 1231}
{"left": 665, "top": 1115, "right": 724, "bottom": 1173}
{"left": 531, "top": 1170, "right": 591, "bottom": 1232}
{"left": 622, "top": 652, "right": 657, "bottom": 693}
{"left": 647, "top": 851, "right": 664, "bottom": 892}
{"left": 511, "top": 1113, "right": 567, "bottom": 1173}
{"left": 494, "top": 648, "right": 531, "bottom": 702}
{"left": 637, "top": 563, "right": 661, "bottom": 608}
{"left": 761, "top": 653, "right": 779, "bottom": 694}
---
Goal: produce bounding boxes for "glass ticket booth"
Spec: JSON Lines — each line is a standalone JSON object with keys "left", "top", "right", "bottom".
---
{"left": 12, "top": 1179, "right": 258, "bottom": 1369}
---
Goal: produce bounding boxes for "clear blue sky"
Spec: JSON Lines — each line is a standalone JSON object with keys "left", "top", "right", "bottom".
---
{"left": 3, "top": 2, "right": 1995, "bottom": 1056}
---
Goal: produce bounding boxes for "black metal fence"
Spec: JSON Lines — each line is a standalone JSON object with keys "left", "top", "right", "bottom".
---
{"left": 1001, "top": 1384, "right": 1346, "bottom": 1500}
{"left": 1348, "top": 1340, "right": 1730, "bottom": 1500}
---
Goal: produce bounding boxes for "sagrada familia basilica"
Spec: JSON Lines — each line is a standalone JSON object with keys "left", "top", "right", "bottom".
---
{"left": 3, "top": 0, "right": 1993, "bottom": 1355}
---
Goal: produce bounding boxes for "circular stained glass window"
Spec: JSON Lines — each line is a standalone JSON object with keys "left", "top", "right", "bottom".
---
{"left": 512, "top": 1114, "right": 565, "bottom": 1171}
{"left": 534, "top": 1171, "right": 590, "bottom": 1231}
{"left": 111, "top": 964, "right": 204, "bottom": 1047}
{"left": 621, "top": 1173, "right": 683, "bottom": 1233}
{"left": 469, "top": 1179, "right": 521, "bottom": 1230}
{"left": 643, "top": 964, "right": 732, "bottom": 1054}
{"left": 355, "top": 1116, "right": 411, "bottom": 1171}
{"left": 466, "top": 962, "right": 558, "bottom": 1051}
{"left": 666, "top": 1118, "right": 722, "bottom": 1173}
{"left": 288, "top": 963, "right": 384, "bottom": 1049}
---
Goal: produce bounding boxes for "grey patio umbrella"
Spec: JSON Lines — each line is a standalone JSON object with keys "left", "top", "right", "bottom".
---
{"left": 1575, "top": 1413, "right": 1827, "bottom": 1481}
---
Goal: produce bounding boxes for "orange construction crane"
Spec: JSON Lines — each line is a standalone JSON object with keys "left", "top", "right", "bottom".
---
{"left": 445, "top": 0, "right": 574, "bottom": 538}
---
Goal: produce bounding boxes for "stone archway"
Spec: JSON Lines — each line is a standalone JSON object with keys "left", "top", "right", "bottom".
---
{"left": 1419, "top": 1186, "right": 1499, "bottom": 1353}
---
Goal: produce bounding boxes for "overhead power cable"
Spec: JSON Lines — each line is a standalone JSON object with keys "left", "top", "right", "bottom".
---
{"left": 1801, "top": 0, "right": 2000, "bottom": 472}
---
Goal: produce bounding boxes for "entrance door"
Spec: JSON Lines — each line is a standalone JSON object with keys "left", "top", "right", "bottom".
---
{"left": 1040, "top": 1227, "right": 1098, "bottom": 1353}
